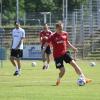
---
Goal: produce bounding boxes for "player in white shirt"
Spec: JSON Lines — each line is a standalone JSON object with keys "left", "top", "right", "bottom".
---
{"left": 10, "top": 21, "right": 25, "bottom": 76}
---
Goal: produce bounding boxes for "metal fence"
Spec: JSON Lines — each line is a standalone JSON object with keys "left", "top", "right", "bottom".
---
{"left": 0, "top": 0, "right": 100, "bottom": 60}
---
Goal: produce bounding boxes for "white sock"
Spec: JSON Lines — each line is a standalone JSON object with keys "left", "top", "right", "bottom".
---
{"left": 18, "top": 69, "right": 21, "bottom": 74}
{"left": 47, "top": 63, "right": 49, "bottom": 66}
{"left": 57, "top": 77, "right": 61, "bottom": 81}
{"left": 44, "top": 62, "right": 47, "bottom": 66}
{"left": 80, "top": 74, "right": 85, "bottom": 78}
{"left": 16, "top": 66, "right": 19, "bottom": 71}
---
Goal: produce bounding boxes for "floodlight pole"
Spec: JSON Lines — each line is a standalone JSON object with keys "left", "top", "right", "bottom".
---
{"left": 97, "top": 0, "right": 100, "bottom": 28}
{"left": 72, "top": 10, "right": 77, "bottom": 45}
{"left": 16, "top": 0, "right": 19, "bottom": 21}
{"left": 63, "top": 0, "right": 68, "bottom": 31}
{"left": 49, "top": 12, "right": 51, "bottom": 26}
{"left": 80, "top": 5, "right": 84, "bottom": 45}
{"left": 89, "top": 0, "right": 94, "bottom": 52}
{"left": 80, "top": 5, "right": 85, "bottom": 59}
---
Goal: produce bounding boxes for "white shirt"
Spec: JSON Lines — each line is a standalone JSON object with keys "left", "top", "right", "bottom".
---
{"left": 11, "top": 27, "right": 25, "bottom": 49}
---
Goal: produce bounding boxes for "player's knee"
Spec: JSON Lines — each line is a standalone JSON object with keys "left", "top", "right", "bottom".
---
{"left": 60, "top": 67, "right": 65, "bottom": 74}
{"left": 10, "top": 57, "right": 13, "bottom": 61}
{"left": 63, "top": 69, "right": 65, "bottom": 74}
{"left": 70, "top": 60, "right": 76, "bottom": 65}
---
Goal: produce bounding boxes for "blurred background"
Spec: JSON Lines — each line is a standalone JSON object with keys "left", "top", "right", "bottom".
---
{"left": 0, "top": 0, "right": 100, "bottom": 61}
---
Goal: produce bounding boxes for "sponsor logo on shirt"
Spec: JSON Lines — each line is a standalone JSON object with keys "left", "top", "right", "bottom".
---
{"left": 13, "top": 35, "right": 19, "bottom": 37}
{"left": 57, "top": 40, "right": 64, "bottom": 44}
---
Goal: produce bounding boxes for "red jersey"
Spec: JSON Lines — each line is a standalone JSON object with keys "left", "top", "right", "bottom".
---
{"left": 48, "top": 31, "right": 69, "bottom": 58}
{"left": 40, "top": 30, "right": 52, "bottom": 45}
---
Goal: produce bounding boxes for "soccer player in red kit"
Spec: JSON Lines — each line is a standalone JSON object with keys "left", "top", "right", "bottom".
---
{"left": 48, "top": 22, "right": 92, "bottom": 86}
{"left": 40, "top": 24, "right": 52, "bottom": 69}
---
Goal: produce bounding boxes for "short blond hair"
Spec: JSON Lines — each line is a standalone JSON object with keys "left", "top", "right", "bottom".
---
{"left": 56, "top": 21, "right": 63, "bottom": 28}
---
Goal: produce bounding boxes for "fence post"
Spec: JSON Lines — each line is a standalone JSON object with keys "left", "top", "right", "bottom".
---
{"left": 0, "top": 28, "right": 5, "bottom": 68}
{"left": 80, "top": 5, "right": 85, "bottom": 59}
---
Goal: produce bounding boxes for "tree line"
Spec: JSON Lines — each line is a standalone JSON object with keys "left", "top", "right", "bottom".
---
{"left": 1, "top": 0, "right": 87, "bottom": 20}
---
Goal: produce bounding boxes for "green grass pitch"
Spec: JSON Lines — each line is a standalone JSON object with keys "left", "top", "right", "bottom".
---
{"left": 0, "top": 60, "right": 100, "bottom": 100}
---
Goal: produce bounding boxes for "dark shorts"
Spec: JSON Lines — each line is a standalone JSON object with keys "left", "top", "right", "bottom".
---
{"left": 10, "top": 49, "right": 23, "bottom": 58}
{"left": 41, "top": 45, "right": 51, "bottom": 55}
{"left": 54, "top": 51, "right": 73, "bottom": 69}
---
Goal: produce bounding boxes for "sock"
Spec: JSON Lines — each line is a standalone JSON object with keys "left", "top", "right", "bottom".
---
{"left": 80, "top": 74, "right": 85, "bottom": 78}
{"left": 18, "top": 69, "right": 21, "bottom": 74}
{"left": 44, "top": 62, "right": 47, "bottom": 66}
{"left": 16, "top": 66, "right": 19, "bottom": 72}
{"left": 45, "top": 64, "right": 49, "bottom": 69}
{"left": 47, "top": 63, "right": 49, "bottom": 66}
{"left": 57, "top": 77, "right": 61, "bottom": 81}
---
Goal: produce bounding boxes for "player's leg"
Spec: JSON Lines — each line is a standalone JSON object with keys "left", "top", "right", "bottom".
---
{"left": 47, "top": 54, "right": 50, "bottom": 64}
{"left": 56, "top": 67, "right": 65, "bottom": 85}
{"left": 15, "top": 49, "right": 23, "bottom": 75}
{"left": 41, "top": 50, "right": 47, "bottom": 69}
{"left": 70, "top": 60, "right": 85, "bottom": 77}
{"left": 55, "top": 56, "right": 65, "bottom": 86}
{"left": 64, "top": 52, "right": 92, "bottom": 83}
{"left": 45, "top": 53, "right": 50, "bottom": 69}
{"left": 10, "top": 49, "right": 16, "bottom": 66}
{"left": 45, "top": 46, "right": 51, "bottom": 69}
{"left": 64, "top": 52, "right": 83, "bottom": 76}
{"left": 70, "top": 60, "right": 92, "bottom": 83}
{"left": 59, "top": 67, "right": 65, "bottom": 78}
{"left": 10, "top": 56, "right": 16, "bottom": 67}
{"left": 10, "top": 49, "right": 19, "bottom": 76}
{"left": 16, "top": 58, "right": 21, "bottom": 75}
{"left": 41, "top": 45, "right": 47, "bottom": 69}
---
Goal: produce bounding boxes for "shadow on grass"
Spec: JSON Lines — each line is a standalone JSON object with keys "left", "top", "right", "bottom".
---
{"left": 14, "top": 84, "right": 57, "bottom": 87}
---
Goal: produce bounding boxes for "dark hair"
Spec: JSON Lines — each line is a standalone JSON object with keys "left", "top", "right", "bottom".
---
{"left": 14, "top": 20, "right": 20, "bottom": 25}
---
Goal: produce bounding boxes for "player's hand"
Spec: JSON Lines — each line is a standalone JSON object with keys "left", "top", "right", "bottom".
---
{"left": 43, "top": 36, "right": 48, "bottom": 40}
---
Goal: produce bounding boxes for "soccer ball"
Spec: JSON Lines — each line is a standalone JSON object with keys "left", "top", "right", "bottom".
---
{"left": 32, "top": 61, "right": 37, "bottom": 67}
{"left": 90, "top": 62, "right": 96, "bottom": 67}
{"left": 77, "top": 77, "right": 86, "bottom": 86}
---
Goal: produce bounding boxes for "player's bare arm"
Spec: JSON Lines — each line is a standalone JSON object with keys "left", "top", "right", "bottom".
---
{"left": 67, "top": 40, "right": 77, "bottom": 60}
{"left": 67, "top": 41, "right": 78, "bottom": 52}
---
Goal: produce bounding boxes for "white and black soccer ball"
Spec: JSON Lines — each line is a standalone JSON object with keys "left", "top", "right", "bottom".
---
{"left": 32, "top": 61, "right": 37, "bottom": 67}
{"left": 90, "top": 62, "right": 96, "bottom": 67}
{"left": 77, "top": 78, "right": 86, "bottom": 86}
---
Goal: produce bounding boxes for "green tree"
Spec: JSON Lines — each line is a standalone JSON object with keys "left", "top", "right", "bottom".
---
{"left": 1, "top": 0, "right": 88, "bottom": 22}
{"left": 68, "top": 0, "right": 87, "bottom": 11}
{"left": 53, "top": 0, "right": 62, "bottom": 12}
{"left": 2, "top": 0, "right": 25, "bottom": 20}
{"left": 25, "top": 0, "right": 55, "bottom": 12}
{"left": 24, "top": 0, "right": 36, "bottom": 13}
